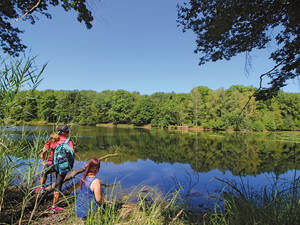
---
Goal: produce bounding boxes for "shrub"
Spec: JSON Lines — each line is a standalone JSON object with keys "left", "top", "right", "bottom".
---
{"left": 252, "top": 121, "right": 265, "bottom": 132}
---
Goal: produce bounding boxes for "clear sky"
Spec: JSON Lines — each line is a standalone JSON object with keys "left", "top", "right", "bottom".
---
{"left": 17, "top": 0, "right": 299, "bottom": 94}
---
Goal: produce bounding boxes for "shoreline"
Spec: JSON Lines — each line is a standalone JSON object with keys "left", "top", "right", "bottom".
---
{"left": 3, "top": 121, "right": 300, "bottom": 133}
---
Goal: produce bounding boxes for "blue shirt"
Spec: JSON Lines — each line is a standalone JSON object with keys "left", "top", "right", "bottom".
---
{"left": 75, "top": 176, "right": 98, "bottom": 218}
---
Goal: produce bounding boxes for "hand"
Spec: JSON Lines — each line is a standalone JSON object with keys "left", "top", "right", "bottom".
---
{"left": 41, "top": 161, "right": 46, "bottom": 166}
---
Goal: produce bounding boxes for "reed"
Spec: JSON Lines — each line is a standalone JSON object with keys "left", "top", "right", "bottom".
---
{"left": 202, "top": 176, "right": 300, "bottom": 225}
{"left": 0, "top": 128, "right": 48, "bottom": 224}
{"left": 60, "top": 183, "right": 184, "bottom": 225}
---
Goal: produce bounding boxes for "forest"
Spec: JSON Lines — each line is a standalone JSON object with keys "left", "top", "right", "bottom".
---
{"left": 1, "top": 85, "right": 299, "bottom": 131}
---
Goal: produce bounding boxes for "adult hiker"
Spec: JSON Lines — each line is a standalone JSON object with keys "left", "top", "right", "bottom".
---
{"left": 76, "top": 157, "right": 102, "bottom": 220}
{"left": 36, "top": 125, "right": 75, "bottom": 213}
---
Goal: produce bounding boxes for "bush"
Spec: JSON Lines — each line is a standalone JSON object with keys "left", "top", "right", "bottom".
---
{"left": 282, "top": 115, "right": 295, "bottom": 130}
{"left": 252, "top": 121, "right": 265, "bottom": 132}
{"left": 213, "top": 118, "right": 229, "bottom": 130}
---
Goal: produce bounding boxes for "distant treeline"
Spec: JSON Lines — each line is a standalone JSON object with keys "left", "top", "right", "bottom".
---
{"left": 1, "top": 85, "right": 300, "bottom": 131}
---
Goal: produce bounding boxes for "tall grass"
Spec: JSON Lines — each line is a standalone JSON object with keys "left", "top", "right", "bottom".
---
{"left": 60, "top": 183, "right": 184, "bottom": 225}
{"left": 0, "top": 138, "right": 19, "bottom": 213}
{"left": 203, "top": 176, "right": 300, "bottom": 225}
{"left": 0, "top": 56, "right": 45, "bottom": 124}
{"left": 0, "top": 128, "right": 48, "bottom": 224}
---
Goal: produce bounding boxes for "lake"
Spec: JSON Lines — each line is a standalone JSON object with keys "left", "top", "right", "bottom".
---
{"left": 6, "top": 125, "right": 300, "bottom": 210}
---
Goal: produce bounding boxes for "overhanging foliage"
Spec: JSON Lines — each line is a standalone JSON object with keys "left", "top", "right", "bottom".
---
{"left": 0, "top": 0, "right": 94, "bottom": 56}
{"left": 177, "top": 0, "right": 300, "bottom": 99}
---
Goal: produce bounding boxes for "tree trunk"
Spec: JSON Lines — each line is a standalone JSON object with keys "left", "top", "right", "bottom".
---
{"left": 45, "top": 153, "right": 118, "bottom": 192}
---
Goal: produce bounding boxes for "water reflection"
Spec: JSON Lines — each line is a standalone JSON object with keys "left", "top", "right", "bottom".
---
{"left": 70, "top": 126, "right": 300, "bottom": 209}
{"left": 72, "top": 127, "right": 300, "bottom": 175}
{"left": 6, "top": 126, "right": 300, "bottom": 209}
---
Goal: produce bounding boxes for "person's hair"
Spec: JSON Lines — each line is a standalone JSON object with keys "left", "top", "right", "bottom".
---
{"left": 49, "top": 131, "right": 60, "bottom": 143}
{"left": 80, "top": 157, "right": 100, "bottom": 188}
{"left": 57, "top": 125, "right": 70, "bottom": 135}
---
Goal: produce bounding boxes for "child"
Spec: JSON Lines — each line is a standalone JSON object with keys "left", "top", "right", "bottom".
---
{"left": 76, "top": 157, "right": 102, "bottom": 219}
{"left": 36, "top": 125, "right": 75, "bottom": 213}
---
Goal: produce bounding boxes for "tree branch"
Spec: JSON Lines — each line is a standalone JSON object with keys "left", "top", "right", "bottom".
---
{"left": 235, "top": 61, "right": 284, "bottom": 128}
{"left": 44, "top": 153, "right": 118, "bottom": 192}
{"left": 258, "top": 62, "right": 283, "bottom": 90}
{"left": 13, "top": 0, "right": 42, "bottom": 24}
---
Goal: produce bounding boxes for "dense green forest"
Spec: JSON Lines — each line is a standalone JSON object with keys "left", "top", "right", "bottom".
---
{"left": 1, "top": 85, "right": 299, "bottom": 131}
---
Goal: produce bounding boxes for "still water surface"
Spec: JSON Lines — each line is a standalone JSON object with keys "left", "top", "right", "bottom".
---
{"left": 9, "top": 126, "right": 300, "bottom": 209}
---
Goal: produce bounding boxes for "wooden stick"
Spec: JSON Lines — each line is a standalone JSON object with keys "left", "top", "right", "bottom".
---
{"left": 168, "top": 209, "right": 183, "bottom": 225}
{"left": 45, "top": 153, "right": 118, "bottom": 192}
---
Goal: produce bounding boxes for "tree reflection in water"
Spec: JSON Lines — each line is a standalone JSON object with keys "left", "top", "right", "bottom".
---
{"left": 9, "top": 126, "right": 300, "bottom": 209}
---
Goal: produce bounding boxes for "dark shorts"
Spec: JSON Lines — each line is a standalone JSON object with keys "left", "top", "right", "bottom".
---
{"left": 41, "top": 164, "right": 56, "bottom": 178}
{"left": 41, "top": 164, "right": 66, "bottom": 192}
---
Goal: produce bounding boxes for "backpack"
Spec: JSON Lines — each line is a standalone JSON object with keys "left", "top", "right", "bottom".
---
{"left": 53, "top": 138, "right": 74, "bottom": 175}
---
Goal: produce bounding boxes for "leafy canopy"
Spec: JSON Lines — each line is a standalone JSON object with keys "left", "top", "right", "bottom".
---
{"left": 177, "top": 0, "right": 300, "bottom": 99}
{"left": 1, "top": 0, "right": 94, "bottom": 56}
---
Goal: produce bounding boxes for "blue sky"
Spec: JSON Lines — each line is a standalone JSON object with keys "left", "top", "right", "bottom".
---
{"left": 17, "top": 0, "right": 299, "bottom": 94}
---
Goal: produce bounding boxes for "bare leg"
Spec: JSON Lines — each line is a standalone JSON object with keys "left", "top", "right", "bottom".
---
{"left": 51, "top": 173, "right": 66, "bottom": 212}
{"left": 36, "top": 176, "right": 47, "bottom": 194}
{"left": 40, "top": 176, "right": 46, "bottom": 186}
{"left": 52, "top": 191, "right": 60, "bottom": 207}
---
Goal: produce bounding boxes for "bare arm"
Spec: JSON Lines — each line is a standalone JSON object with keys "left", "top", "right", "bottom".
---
{"left": 41, "top": 140, "right": 52, "bottom": 164}
{"left": 91, "top": 179, "right": 102, "bottom": 203}
{"left": 40, "top": 146, "right": 48, "bottom": 165}
{"left": 68, "top": 140, "right": 75, "bottom": 153}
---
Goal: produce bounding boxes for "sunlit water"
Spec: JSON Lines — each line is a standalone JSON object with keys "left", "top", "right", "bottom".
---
{"left": 4, "top": 125, "right": 300, "bottom": 210}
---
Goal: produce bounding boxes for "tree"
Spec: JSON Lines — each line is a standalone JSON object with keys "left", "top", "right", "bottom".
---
{"left": 108, "top": 90, "right": 134, "bottom": 124}
{"left": 37, "top": 90, "right": 57, "bottom": 122}
{"left": 171, "top": 93, "right": 190, "bottom": 126}
{"left": 77, "top": 90, "right": 98, "bottom": 125}
{"left": 54, "top": 91, "right": 73, "bottom": 123}
{"left": 1, "top": 0, "right": 94, "bottom": 56}
{"left": 150, "top": 92, "right": 177, "bottom": 127}
{"left": 94, "top": 90, "right": 114, "bottom": 123}
{"left": 177, "top": 0, "right": 300, "bottom": 99}
{"left": 189, "top": 86, "right": 211, "bottom": 126}
{"left": 130, "top": 95, "right": 154, "bottom": 126}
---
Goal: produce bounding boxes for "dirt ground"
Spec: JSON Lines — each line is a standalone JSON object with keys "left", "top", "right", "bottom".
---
{"left": 0, "top": 185, "right": 192, "bottom": 225}
{"left": 32, "top": 206, "right": 82, "bottom": 225}
{"left": 0, "top": 187, "right": 81, "bottom": 225}
{"left": 0, "top": 186, "right": 141, "bottom": 225}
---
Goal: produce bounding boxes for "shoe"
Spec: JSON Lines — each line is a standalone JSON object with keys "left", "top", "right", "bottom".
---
{"left": 35, "top": 187, "right": 45, "bottom": 194}
{"left": 50, "top": 206, "right": 64, "bottom": 214}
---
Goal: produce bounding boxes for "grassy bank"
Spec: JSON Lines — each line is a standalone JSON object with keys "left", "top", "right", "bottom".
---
{"left": 4, "top": 179, "right": 300, "bottom": 225}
